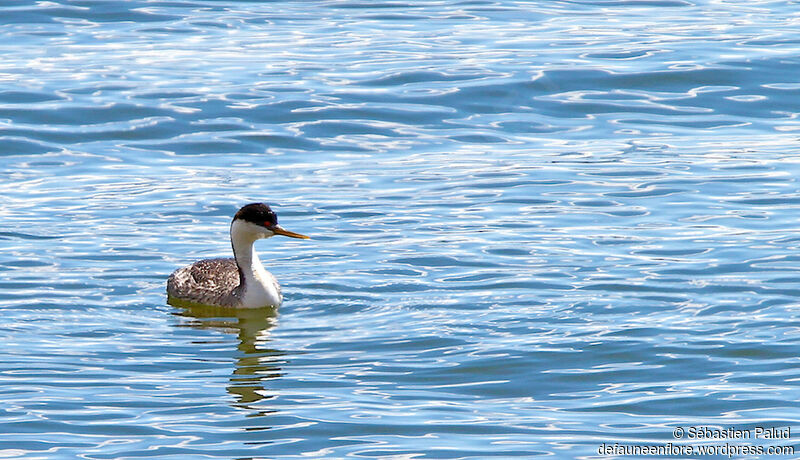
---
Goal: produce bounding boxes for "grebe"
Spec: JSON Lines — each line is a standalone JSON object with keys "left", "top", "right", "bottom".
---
{"left": 167, "top": 203, "right": 309, "bottom": 308}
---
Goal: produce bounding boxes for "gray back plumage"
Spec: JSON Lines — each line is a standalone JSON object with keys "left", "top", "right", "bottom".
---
{"left": 167, "top": 258, "right": 242, "bottom": 307}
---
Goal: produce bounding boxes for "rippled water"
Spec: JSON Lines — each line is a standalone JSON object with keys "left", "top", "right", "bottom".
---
{"left": 3, "top": 1, "right": 800, "bottom": 458}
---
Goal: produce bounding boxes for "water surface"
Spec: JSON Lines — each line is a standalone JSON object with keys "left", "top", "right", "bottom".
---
{"left": 2, "top": 0, "right": 800, "bottom": 458}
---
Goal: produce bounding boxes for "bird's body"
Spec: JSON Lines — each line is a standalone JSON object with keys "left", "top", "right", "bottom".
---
{"left": 167, "top": 203, "right": 308, "bottom": 309}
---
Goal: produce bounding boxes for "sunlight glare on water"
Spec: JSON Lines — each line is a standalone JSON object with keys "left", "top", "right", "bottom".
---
{"left": 2, "top": 0, "right": 800, "bottom": 458}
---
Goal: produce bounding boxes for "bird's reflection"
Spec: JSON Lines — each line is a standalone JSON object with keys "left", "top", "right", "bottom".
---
{"left": 172, "top": 305, "right": 284, "bottom": 414}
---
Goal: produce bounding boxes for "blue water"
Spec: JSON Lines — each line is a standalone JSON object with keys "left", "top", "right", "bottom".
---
{"left": 2, "top": 1, "right": 800, "bottom": 458}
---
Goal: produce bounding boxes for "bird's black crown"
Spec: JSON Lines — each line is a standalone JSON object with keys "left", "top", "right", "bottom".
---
{"left": 233, "top": 203, "right": 278, "bottom": 227}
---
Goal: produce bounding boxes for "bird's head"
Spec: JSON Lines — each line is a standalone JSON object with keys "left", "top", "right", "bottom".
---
{"left": 231, "top": 202, "right": 310, "bottom": 240}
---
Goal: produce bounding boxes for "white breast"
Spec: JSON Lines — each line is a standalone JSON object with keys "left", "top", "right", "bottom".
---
{"left": 240, "top": 258, "right": 282, "bottom": 308}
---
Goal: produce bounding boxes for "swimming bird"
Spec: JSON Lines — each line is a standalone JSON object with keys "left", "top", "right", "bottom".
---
{"left": 167, "top": 203, "right": 309, "bottom": 308}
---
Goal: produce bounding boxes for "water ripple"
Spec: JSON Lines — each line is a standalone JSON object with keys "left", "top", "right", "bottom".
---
{"left": 2, "top": 0, "right": 800, "bottom": 458}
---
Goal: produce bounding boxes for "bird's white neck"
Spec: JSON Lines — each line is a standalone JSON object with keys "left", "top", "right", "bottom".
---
{"left": 230, "top": 219, "right": 282, "bottom": 308}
